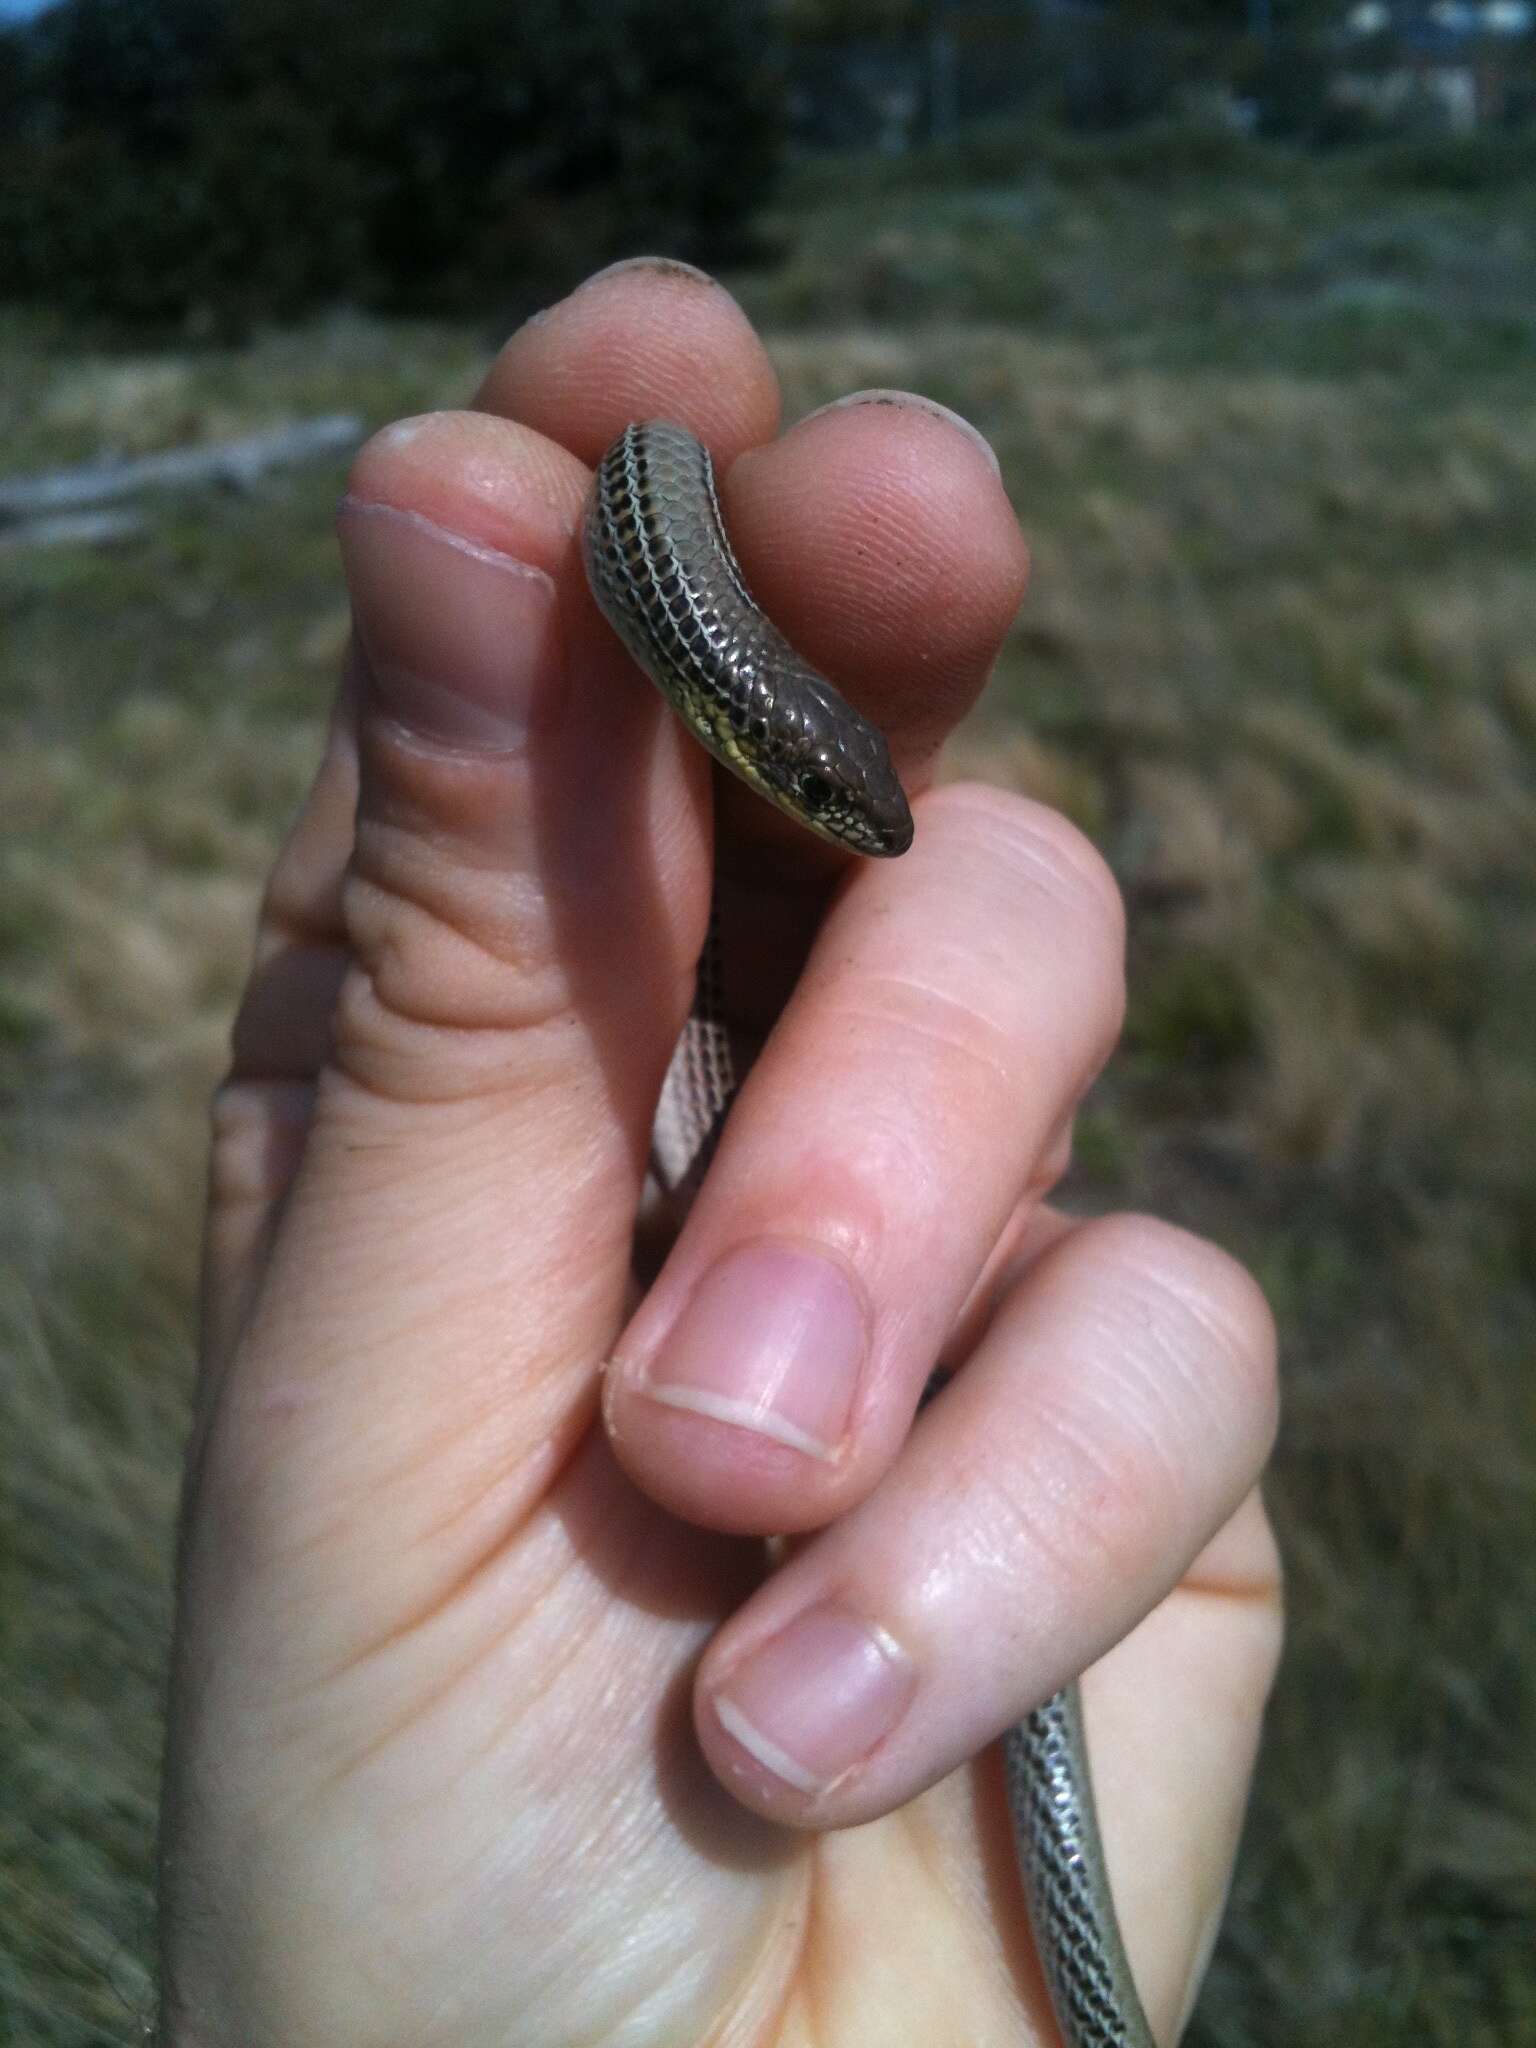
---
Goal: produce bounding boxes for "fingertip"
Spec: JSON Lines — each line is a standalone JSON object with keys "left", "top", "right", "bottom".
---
{"left": 478, "top": 258, "right": 782, "bottom": 466}
{"left": 343, "top": 409, "right": 588, "bottom": 572}
{"left": 800, "top": 387, "right": 1004, "bottom": 481}
{"left": 720, "top": 392, "right": 1031, "bottom": 757}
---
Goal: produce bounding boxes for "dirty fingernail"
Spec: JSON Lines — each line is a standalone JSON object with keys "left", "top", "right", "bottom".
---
{"left": 803, "top": 390, "right": 1001, "bottom": 477}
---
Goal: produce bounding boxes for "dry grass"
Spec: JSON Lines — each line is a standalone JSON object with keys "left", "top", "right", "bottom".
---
{"left": 4, "top": 139, "right": 1534, "bottom": 2044}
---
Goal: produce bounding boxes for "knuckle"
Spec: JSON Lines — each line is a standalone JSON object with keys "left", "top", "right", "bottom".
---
{"left": 325, "top": 960, "right": 537, "bottom": 1108}
{"left": 939, "top": 783, "right": 1127, "bottom": 1022}
{"left": 339, "top": 854, "right": 562, "bottom": 1037}
{"left": 1072, "top": 1211, "right": 1280, "bottom": 1437}
{"left": 1024, "top": 805, "right": 1124, "bottom": 943}
{"left": 829, "top": 978, "right": 1020, "bottom": 1112}
{"left": 949, "top": 782, "right": 1124, "bottom": 932}
{"left": 1053, "top": 1409, "right": 1177, "bottom": 1580}
{"left": 318, "top": 861, "right": 568, "bottom": 1108}
{"left": 978, "top": 1397, "right": 1170, "bottom": 1610}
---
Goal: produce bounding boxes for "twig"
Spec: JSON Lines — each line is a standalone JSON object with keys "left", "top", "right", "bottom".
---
{"left": 0, "top": 414, "right": 364, "bottom": 522}
{"left": 0, "top": 509, "right": 147, "bottom": 551}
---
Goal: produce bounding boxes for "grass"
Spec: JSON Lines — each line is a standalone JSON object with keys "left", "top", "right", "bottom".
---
{"left": 3, "top": 129, "right": 1534, "bottom": 2044}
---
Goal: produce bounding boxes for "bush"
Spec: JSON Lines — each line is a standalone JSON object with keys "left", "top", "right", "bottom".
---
{"left": 0, "top": 99, "right": 373, "bottom": 334}
{"left": 0, "top": 0, "right": 786, "bottom": 334}
{"left": 1047, "top": 22, "right": 1221, "bottom": 133}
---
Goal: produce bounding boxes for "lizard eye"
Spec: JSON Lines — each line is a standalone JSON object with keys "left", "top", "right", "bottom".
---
{"left": 798, "top": 771, "right": 832, "bottom": 810}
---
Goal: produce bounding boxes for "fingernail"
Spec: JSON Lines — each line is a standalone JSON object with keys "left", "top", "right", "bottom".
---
{"left": 575, "top": 255, "right": 718, "bottom": 293}
{"left": 802, "top": 390, "right": 1001, "bottom": 477}
{"left": 640, "top": 1243, "right": 867, "bottom": 1460}
{"left": 338, "top": 498, "right": 561, "bottom": 751}
{"left": 710, "top": 1603, "right": 916, "bottom": 1795}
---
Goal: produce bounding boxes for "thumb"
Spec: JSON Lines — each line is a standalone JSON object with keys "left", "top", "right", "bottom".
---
{"left": 203, "top": 411, "right": 709, "bottom": 1658}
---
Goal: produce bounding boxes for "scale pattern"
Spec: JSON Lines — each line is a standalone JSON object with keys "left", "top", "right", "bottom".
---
{"left": 1005, "top": 1687, "right": 1155, "bottom": 2047}
{"left": 583, "top": 420, "right": 913, "bottom": 857}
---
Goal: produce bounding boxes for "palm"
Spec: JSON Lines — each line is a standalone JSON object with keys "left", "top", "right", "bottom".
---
{"left": 228, "top": 1422, "right": 1034, "bottom": 2048}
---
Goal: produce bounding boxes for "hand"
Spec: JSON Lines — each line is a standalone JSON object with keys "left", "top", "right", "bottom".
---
{"left": 159, "top": 259, "right": 1282, "bottom": 2048}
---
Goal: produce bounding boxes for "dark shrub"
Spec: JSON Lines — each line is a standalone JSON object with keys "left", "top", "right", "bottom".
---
{"left": 0, "top": 0, "right": 785, "bottom": 334}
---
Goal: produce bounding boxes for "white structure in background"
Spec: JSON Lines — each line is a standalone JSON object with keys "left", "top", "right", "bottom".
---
{"left": 1339, "top": 0, "right": 1533, "bottom": 129}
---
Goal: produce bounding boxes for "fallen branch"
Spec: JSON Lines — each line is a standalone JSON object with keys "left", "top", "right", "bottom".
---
{"left": 0, "top": 509, "right": 147, "bottom": 551}
{"left": 0, "top": 413, "right": 364, "bottom": 522}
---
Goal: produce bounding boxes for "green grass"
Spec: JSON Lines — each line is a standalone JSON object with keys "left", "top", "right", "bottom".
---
{"left": 4, "top": 133, "right": 1534, "bottom": 2045}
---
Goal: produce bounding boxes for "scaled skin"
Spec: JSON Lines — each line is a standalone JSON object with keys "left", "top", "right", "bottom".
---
{"left": 159, "top": 259, "right": 1282, "bottom": 2048}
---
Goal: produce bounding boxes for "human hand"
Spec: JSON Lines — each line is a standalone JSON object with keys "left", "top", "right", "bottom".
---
{"left": 159, "top": 259, "right": 1282, "bottom": 2048}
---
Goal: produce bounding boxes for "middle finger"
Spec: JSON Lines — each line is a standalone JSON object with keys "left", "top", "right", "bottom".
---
{"left": 606, "top": 781, "right": 1127, "bottom": 1534}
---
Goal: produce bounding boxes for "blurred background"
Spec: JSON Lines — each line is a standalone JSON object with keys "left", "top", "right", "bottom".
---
{"left": 2, "top": 1, "right": 1533, "bottom": 2041}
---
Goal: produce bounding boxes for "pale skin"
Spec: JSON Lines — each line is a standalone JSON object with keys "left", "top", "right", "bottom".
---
{"left": 159, "top": 259, "right": 1283, "bottom": 2048}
